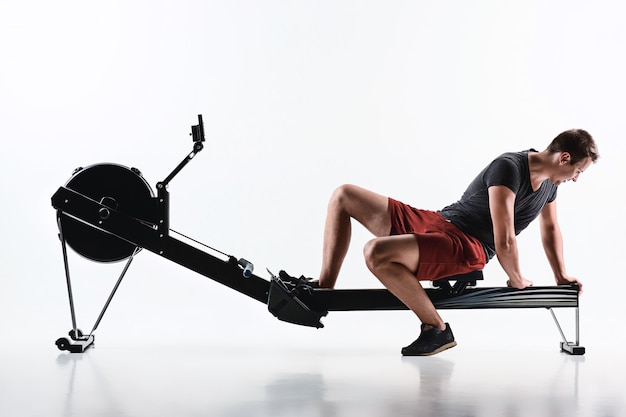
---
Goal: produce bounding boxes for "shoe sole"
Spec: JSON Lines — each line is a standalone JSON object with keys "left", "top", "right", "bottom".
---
{"left": 402, "top": 341, "right": 457, "bottom": 356}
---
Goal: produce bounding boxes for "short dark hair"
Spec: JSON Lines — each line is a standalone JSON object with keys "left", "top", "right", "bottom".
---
{"left": 547, "top": 129, "right": 599, "bottom": 164}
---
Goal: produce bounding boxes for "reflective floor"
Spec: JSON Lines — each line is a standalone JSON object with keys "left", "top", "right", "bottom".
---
{"left": 1, "top": 343, "right": 623, "bottom": 417}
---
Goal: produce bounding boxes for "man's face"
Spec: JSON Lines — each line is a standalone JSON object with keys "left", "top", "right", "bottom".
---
{"left": 553, "top": 154, "right": 593, "bottom": 185}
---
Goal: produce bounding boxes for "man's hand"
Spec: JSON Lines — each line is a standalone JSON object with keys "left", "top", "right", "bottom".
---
{"left": 506, "top": 277, "right": 534, "bottom": 289}
{"left": 556, "top": 275, "right": 583, "bottom": 295}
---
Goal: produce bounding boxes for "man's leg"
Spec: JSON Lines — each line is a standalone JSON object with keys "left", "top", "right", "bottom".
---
{"left": 363, "top": 235, "right": 445, "bottom": 330}
{"left": 364, "top": 234, "right": 457, "bottom": 355}
{"left": 318, "top": 184, "right": 391, "bottom": 288}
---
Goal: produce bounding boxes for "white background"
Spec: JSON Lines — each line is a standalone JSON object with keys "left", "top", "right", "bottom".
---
{"left": 0, "top": 1, "right": 623, "bottom": 354}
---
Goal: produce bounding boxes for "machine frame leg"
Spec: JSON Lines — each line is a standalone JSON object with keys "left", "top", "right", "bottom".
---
{"left": 549, "top": 307, "right": 585, "bottom": 355}
{"left": 55, "top": 222, "right": 139, "bottom": 353}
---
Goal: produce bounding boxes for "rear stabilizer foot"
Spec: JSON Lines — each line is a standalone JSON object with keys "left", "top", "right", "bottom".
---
{"left": 55, "top": 330, "right": 95, "bottom": 353}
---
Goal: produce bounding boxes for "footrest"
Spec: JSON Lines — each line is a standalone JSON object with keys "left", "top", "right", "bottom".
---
{"left": 267, "top": 274, "right": 326, "bottom": 328}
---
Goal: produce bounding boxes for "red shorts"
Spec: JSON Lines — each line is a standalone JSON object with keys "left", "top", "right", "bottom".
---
{"left": 388, "top": 198, "right": 486, "bottom": 281}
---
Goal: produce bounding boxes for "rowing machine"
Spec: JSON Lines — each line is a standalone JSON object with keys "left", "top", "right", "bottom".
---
{"left": 51, "top": 115, "right": 584, "bottom": 355}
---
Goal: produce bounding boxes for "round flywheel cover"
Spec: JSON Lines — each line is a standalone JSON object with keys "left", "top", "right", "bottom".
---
{"left": 58, "top": 163, "right": 154, "bottom": 262}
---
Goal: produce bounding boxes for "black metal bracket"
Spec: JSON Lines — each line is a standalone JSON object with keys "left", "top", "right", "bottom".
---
{"left": 432, "top": 270, "right": 483, "bottom": 295}
{"left": 156, "top": 115, "right": 206, "bottom": 236}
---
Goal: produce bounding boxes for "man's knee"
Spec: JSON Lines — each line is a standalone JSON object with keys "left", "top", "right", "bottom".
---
{"left": 363, "top": 238, "right": 389, "bottom": 272}
{"left": 329, "top": 184, "right": 358, "bottom": 210}
{"left": 364, "top": 236, "right": 421, "bottom": 274}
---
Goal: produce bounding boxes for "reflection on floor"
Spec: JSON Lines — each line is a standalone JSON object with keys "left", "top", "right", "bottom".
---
{"left": 1, "top": 344, "right": 623, "bottom": 417}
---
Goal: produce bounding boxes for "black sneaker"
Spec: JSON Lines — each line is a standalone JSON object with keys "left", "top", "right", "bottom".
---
{"left": 401, "top": 323, "right": 457, "bottom": 356}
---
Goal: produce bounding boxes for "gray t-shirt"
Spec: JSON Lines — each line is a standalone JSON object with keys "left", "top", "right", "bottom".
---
{"left": 439, "top": 149, "right": 558, "bottom": 261}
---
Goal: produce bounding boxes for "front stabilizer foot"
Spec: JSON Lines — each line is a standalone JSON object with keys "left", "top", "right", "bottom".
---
{"left": 561, "top": 341, "right": 585, "bottom": 355}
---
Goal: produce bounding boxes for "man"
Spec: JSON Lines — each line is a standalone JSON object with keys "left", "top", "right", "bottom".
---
{"left": 316, "top": 129, "right": 599, "bottom": 356}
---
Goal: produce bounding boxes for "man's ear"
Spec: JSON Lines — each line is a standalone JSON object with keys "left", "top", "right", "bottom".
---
{"left": 560, "top": 152, "right": 571, "bottom": 165}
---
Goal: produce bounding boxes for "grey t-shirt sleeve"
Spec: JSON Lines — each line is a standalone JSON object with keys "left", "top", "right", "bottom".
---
{"left": 483, "top": 157, "right": 521, "bottom": 194}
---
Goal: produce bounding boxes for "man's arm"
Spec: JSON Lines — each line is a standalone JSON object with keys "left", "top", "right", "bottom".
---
{"left": 488, "top": 185, "right": 533, "bottom": 289}
{"left": 539, "top": 200, "right": 583, "bottom": 292}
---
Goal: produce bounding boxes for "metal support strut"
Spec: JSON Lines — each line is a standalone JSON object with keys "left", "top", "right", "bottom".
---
{"left": 58, "top": 218, "right": 79, "bottom": 340}
{"left": 55, "top": 219, "right": 140, "bottom": 353}
{"left": 56, "top": 218, "right": 95, "bottom": 353}
{"left": 88, "top": 246, "right": 141, "bottom": 337}
{"left": 549, "top": 307, "right": 584, "bottom": 355}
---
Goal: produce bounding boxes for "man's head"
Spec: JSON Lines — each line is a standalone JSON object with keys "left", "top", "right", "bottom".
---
{"left": 547, "top": 129, "right": 599, "bottom": 165}
{"left": 546, "top": 129, "right": 599, "bottom": 185}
